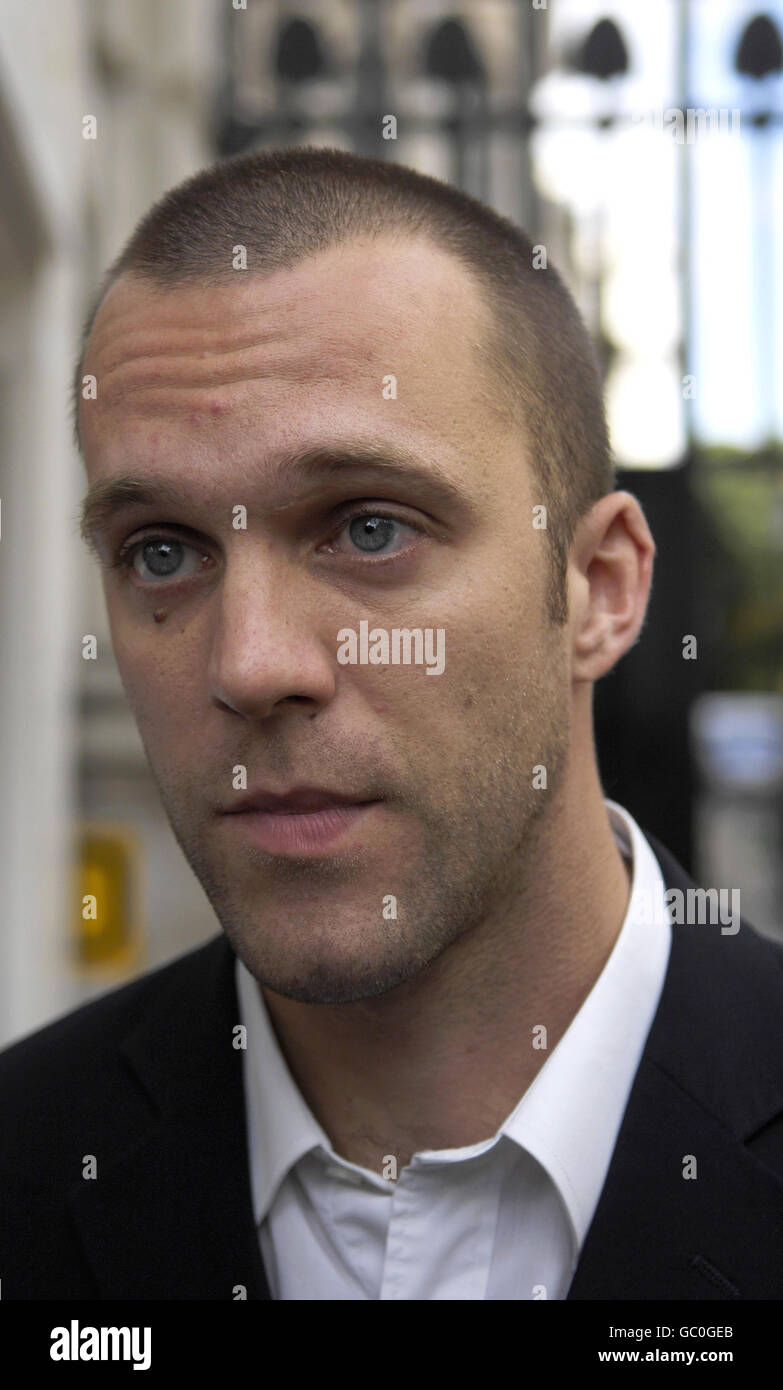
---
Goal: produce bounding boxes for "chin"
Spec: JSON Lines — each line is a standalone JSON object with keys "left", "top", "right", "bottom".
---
{"left": 232, "top": 925, "right": 433, "bottom": 1006}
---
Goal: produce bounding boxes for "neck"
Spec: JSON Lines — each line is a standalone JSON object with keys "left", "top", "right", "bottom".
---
{"left": 260, "top": 740, "right": 631, "bottom": 1176}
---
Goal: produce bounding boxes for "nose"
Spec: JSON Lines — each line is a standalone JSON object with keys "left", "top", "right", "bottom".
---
{"left": 207, "top": 551, "right": 337, "bottom": 721}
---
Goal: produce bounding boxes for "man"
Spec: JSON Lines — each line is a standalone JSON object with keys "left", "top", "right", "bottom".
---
{"left": 1, "top": 146, "right": 781, "bottom": 1301}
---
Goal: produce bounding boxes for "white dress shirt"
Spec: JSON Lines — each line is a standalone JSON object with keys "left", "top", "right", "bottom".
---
{"left": 236, "top": 800, "right": 672, "bottom": 1300}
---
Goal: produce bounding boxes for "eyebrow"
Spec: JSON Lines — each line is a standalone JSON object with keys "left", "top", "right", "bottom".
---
{"left": 79, "top": 442, "right": 468, "bottom": 548}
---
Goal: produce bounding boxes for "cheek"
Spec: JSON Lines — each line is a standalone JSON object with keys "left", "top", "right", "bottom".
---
{"left": 446, "top": 600, "right": 563, "bottom": 742}
{"left": 107, "top": 606, "right": 203, "bottom": 734}
{"left": 344, "top": 602, "right": 541, "bottom": 749}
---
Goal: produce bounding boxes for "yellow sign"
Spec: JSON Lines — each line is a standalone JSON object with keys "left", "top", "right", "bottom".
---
{"left": 73, "top": 827, "right": 143, "bottom": 972}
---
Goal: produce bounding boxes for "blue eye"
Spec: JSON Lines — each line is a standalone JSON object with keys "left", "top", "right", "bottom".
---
{"left": 348, "top": 515, "right": 400, "bottom": 553}
{"left": 136, "top": 538, "right": 184, "bottom": 577}
{"left": 118, "top": 535, "right": 210, "bottom": 583}
{"left": 341, "top": 513, "right": 422, "bottom": 558}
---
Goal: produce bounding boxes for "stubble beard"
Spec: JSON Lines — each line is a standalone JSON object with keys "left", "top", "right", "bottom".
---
{"left": 143, "top": 655, "right": 571, "bottom": 1005}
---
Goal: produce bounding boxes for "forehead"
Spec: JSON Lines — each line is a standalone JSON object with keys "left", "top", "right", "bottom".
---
{"left": 80, "top": 236, "right": 504, "bottom": 469}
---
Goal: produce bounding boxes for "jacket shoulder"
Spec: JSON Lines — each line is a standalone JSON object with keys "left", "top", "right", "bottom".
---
{"left": 0, "top": 933, "right": 228, "bottom": 1108}
{"left": 0, "top": 932, "right": 239, "bottom": 1298}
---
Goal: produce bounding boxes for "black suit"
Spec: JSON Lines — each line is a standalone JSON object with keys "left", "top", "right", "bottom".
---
{"left": 1, "top": 834, "right": 782, "bottom": 1300}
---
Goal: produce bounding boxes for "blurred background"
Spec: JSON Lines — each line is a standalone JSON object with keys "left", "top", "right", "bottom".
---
{"left": 1, "top": 0, "right": 782, "bottom": 1047}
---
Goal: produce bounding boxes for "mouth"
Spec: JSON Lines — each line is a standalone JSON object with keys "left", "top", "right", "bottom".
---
{"left": 219, "top": 787, "right": 383, "bottom": 856}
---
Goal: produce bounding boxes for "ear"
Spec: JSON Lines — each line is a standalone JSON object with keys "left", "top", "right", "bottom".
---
{"left": 567, "top": 491, "right": 655, "bottom": 684}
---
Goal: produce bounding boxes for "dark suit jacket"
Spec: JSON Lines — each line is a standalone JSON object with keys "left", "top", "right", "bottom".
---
{"left": 1, "top": 834, "right": 782, "bottom": 1300}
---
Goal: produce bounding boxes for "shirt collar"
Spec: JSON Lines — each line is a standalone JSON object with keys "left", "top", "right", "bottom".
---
{"left": 236, "top": 800, "right": 672, "bottom": 1234}
{"left": 236, "top": 957, "right": 329, "bottom": 1222}
{"left": 496, "top": 800, "right": 672, "bottom": 1251}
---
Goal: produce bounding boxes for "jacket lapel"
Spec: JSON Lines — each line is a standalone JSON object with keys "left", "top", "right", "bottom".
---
{"left": 70, "top": 934, "right": 271, "bottom": 1299}
{"left": 568, "top": 835, "right": 783, "bottom": 1299}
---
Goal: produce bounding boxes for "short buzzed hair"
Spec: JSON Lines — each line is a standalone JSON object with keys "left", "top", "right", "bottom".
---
{"left": 72, "top": 145, "right": 614, "bottom": 622}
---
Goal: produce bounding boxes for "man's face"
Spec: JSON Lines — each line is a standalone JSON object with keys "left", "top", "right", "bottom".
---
{"left": 81, "top": 236, "right": 572, "bottom": 1003}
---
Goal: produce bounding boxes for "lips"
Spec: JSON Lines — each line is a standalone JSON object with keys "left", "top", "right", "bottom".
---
{"left": 223, "top": 786, "right": 375, "bottom": 816}
{"left": 219, "top": 786, "right": 382, "bottom": 855}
